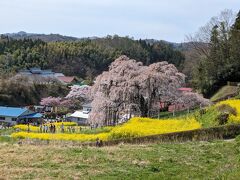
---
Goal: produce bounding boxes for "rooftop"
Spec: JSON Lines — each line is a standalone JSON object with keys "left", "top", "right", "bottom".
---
{"left": 0, "top": 107, "right": 28, "bottom": 117}
{"left": 57, "top": 76, "right": 75, "bottom": 83}
{"left": 70, "top": 110, "right": 89, "bottom": 119}
{"left": 178, "top": 88, "right": 193, "bottom": 92}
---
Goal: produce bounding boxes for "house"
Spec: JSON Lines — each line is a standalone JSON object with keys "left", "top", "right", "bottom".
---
{"left": 67, "top": 103, "right": 92, "bottom": 125}
{"left": 157, "top": 88, "right": 194, "bottom": 112}
{"left": 19, "top": 68, "right": 55, "bottom": 77}
{"left": 16, "top": 68, "right": 78, "bottom": 85}
{"left": 56, "top": 76, "right": 78, "bottom": 85}
{"left": 68, "top": 111, "right": 89, "bottom": 125}
{"left": 178, "top": 87, "right": 193, "bottom": 93}
{"left": 0, "top": 106, "right": 43, "bottom": 126}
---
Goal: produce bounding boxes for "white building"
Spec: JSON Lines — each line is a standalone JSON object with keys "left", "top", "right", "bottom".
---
{"left": 68, "top": 103, "right": 92, "bottom": 125}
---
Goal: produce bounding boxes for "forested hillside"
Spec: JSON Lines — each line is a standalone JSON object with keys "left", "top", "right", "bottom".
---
{"left": 3, "top": 31, "right": 79, "bottom": 42}
{"left": 0, "top": 78, "right": 68, "bottom": 106}
{"left": 0, "top": 35, "right": 185, "bottom": 81}
{"left": 185, "top": 10, "right": 240, "bottom": 97}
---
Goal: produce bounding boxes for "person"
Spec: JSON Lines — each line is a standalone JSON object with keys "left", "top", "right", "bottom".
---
{"left": 99, "top": 140, "right": 103, "bottom": 147}
{"left": 67, "top": 126, "right": 71, "bottom": 133}
{"left": 39, "top": 124, "right": 43, "bottom": 133}
{"left": 96, "top": 138, "right": 100, "bottom": 147}
{"left": 72, "top": 126, "right": 75, "bottom": 133}
{"left": 27, "top": 123, "right": 30, "bottom": 133}
{"left": 50, "top": 124, "right": 53, "bottom": 133}
{"left": 53, "top": 124, "right": 56, "bottom": 133}
{"left": 61, "top": 123, "right": 64, "bottom": 133}
{"left": 45, "top": 124, "right": 48, "bottom": 133}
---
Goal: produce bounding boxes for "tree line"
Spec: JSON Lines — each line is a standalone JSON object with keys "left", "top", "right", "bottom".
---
{"left": 0, "top": 35, "right": 185, "bottom": 81}
{"left": 188, "top": 10, "right": 240, "bottom": 97}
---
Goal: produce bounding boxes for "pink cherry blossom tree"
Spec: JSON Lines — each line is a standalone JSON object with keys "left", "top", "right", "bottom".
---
{"left": 89, "top": 55, "right": 210, "bottom": 126}
{"left": 66, "top": 85, "right": 91, "bottom": 100}
{"left": 40, "top": 96, "right": 62, "bottom": 112}
{"left": 40, "top": 96, "right": 62, "bottom": 106}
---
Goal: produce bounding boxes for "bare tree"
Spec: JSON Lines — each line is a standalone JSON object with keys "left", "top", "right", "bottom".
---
{"left": 185, "top": 9, "right": 235, "bottom": 58}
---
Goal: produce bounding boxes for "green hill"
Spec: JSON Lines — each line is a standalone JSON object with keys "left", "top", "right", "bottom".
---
{"left": 211, "top": 85, "right": 239, "bottom": 102}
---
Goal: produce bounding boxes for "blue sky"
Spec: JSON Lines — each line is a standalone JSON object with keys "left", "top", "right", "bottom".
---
{"left": 0, "top": 0, "right": 239, "bottom": 42}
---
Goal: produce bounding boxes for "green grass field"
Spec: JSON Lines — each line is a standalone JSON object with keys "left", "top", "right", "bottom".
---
{"left": 1, "top": 138, "right": 240, "bottom": 179}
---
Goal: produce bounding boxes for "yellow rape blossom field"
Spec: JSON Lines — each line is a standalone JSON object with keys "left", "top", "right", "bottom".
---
{"left": 12, "top": 117, "right": 201, "bottom": 142}
{"left": 14, "top": 122, "right": 77, "bottom": 132}
{"left": 109, "top": 117, "right": 201, "bottom": 139}
{"left": 12, "top": 131, "right": 109, "bottom": 142}
{"left": 11, "top": 99, "right": 240, "bottom": 142}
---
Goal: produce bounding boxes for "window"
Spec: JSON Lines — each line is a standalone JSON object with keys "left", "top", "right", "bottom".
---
{"left": 0, "top": 117, "right": 5, "bottom": 121}
{"left": 12, "top": 118, "right": 17, "bottom": 121}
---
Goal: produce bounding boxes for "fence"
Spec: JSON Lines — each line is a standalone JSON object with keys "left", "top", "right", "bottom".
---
{"left": 151, "top": 105, "right": 200, "bottom": 119}
{"left": 227, "top": 81, "right": 240, "bottom": 86}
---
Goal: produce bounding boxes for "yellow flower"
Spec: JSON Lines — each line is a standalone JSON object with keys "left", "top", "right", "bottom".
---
{"left": 11, "top": 131, "right": 108, "bottom": 142}
{"left": 109, "top": 117, "right": 201, "bottom": 139}
{"left": 13, "top": 122, "right": 78, "bottom": 132}
{"left": 216, "top": 99, "right": 240, "bottom": 123}
{"left": 12, "top": 117, "right": 201, "bottom": 142}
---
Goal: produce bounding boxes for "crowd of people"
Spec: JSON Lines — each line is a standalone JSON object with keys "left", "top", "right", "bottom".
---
{"left": 26, "top": 122, "right": 83, "bottom": 134}
{"left": 39, "top": 123, "right": 56, "bottom": 133}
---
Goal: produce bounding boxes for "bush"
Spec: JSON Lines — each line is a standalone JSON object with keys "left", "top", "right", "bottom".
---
{"left": 199, "top": 108, "right": 207, "bottom": 116}
{"left": 215, "top": 104, "right": 238, "bottom": 125}
{"left": 216, "top": 104, "right": 237, "bottom": 116}
{"left": 216, "top": 113, "right": 229, "bottom": 125}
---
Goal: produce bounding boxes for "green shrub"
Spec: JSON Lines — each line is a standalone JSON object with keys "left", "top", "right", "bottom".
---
{"left": 216, "top": 104, "right": 237, "bottom": 116}
{"left": 215, "top": 104, "right": 237, "bottom": 125}
{"left": 199, "top": 108, "right": 207, "bottom": 116}
{"left": 216, "top": 113, "right": 229, "bottom": 125}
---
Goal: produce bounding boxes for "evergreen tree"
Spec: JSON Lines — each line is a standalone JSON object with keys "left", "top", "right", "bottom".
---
{"left": 230, "top": 10, "right": 240, "bottom": 74}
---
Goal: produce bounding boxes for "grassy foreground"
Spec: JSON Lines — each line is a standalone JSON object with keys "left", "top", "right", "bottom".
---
{"left": 1, "top": 139, "right": 240, "bottom": 179}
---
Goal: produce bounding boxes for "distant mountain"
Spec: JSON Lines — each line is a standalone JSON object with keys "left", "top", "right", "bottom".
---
{"left": 3, "top": 32, "right": 185, "bottom": 45}
{"left": 2, "top": 31, "right": 79, "bottom": 42}
{"left": 2, "top": 31, "right": 193, "bottom": 52}
{"left": 143, "top": 39, "right": 190, "bottom": 51}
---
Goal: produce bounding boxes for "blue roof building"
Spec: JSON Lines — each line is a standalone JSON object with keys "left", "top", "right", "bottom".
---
{"left": 0, "top": 106, "right": 43, "bottom": 125}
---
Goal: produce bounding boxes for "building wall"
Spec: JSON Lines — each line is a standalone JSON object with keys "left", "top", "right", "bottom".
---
{"left": 83, "top": 107, "right": 92, "bottom": 112}
{"left": 67, "top": 117, "right": 88, "bottom": 125}
{"left": 0, "top": 116, "right": 17, "bottom": 125}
